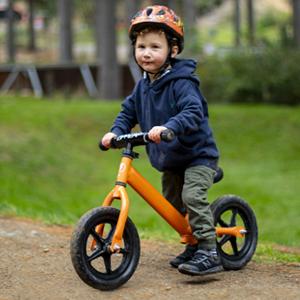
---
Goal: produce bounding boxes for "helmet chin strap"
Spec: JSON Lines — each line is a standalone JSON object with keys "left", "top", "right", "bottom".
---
{"left": 132, "top": 34, "right": 174, "bottom": 80}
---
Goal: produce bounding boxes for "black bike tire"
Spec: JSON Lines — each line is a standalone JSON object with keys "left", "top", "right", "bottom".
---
{"left": 70, "top": 206, "right": 140, "bottom": 290}
{"left": 210, "top": 195, "right": 258, "bottom": 270}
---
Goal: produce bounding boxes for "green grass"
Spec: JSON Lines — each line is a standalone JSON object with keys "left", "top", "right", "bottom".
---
{"left": 1, "top": 97, "right": 300, "bottom": 249}
{"left": 254, "top": 243, "right": 300, "bottom": 266}
{"left": 209, "top": 105, "right": 300, "bottom": 248}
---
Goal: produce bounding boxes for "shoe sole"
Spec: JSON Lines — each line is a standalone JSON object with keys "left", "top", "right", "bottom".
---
{"left": 178, "top": 265, "right": 223, "bottom": 276}
{"left": 170, "top": 261, "right": 181, "bottom": 268}
{"left": 170, "top": 256, "right": 197, "bottom": 268}
{"left": 170, "top": 259, "right": 195, "bottom": 268}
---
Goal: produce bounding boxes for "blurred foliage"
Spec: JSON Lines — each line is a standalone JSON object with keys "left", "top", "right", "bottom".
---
{"left": 183, "top": 25, "right": 202, "bottom": 56}
{"left": 192, "top": 2, "right": 300, "bottom": 105}
{"left": 34, "top": 0, "right": 56, "bottom": 16}
{"left": 196, "top": 45, "right": 300, "bottom": 105}
{"left": 32, "top": 0, "right": 95, "bottom": 21}
{"left": 196, "top": 0, "right": 224, "bottom": 16}
{"left": 73, "top": 1, "right": 95, "bottom": 27}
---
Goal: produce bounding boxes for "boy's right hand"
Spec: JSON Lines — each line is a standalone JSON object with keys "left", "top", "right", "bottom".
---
{"left": 101, "top": 132, "right": 117, "bottom": 149}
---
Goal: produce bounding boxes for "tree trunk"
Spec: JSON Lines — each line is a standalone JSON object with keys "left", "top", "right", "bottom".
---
{"left": 28, "top": 0, "right": 36, "bottom": 51}
{"left": 184, "top": 0, "right": 197, "bottom": 26}
{"left": 168, "top": 0, "right": 179, "bottom": 12}
{"left": 234, "top": 0, "right": 241, "bottom": 47}
{"left": 247, "top": 0, "right": 255, "bottom": 46}
{"left": 57, "top": 0, "right": 73, "bottom": 63}
{"left": 97, "top": 0, "right": 121, "bottom": 99}
{"left": 7, "top": 0, "right": 15, "bottom": 63}
{"left": 157, "top": 0, "right": 170, "bottom": 7}
{"left": 292, "top": 0, "right": 300, "bottom": 48}
{"left": 125, "top": 0, "right": 139, "bottom": 63}
{"left": 95, "top": 0, "right": 103, "bottom": 60}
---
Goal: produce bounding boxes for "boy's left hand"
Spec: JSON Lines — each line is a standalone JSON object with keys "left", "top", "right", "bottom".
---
{"left": 148, "top": 126, "right": 168, "bottom": 143}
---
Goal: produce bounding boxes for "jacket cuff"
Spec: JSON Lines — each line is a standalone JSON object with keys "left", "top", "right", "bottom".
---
{"left": 164, "top": 119, "right": 182, "bottom": 136}
{"left": 111, "top": 127, "right": 126, "bottom": 136}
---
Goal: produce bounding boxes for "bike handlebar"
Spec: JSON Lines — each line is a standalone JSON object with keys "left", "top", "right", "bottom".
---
{"left": 99, "top": 129, "right": 174, "bottom": 151}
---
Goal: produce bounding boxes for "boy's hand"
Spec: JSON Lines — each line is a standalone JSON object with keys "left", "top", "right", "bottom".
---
{"left": 148, "top": 126, "right": 168, "bottom": 143}
{"left": 102, "top": 132, "right": 117, "bottom": 148}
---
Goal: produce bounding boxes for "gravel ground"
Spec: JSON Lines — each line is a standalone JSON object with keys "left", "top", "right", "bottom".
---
{"left": 0, "top": 216, "right": 299, "bottom": 300}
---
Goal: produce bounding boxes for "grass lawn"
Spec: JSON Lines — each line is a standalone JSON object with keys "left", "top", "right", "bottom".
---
{"left": 0, "top": 97, "right": 299, "bottom": 249}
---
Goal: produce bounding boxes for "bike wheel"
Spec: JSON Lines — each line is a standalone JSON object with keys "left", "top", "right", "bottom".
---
{"left": 70, "top": 206, "right": 140, "bottom": 291}
{"left": 210, "top": 195, "right": 258, "bottom": 270}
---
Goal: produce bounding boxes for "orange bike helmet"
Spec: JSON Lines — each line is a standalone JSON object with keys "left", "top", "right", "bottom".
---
{"left": 129, "top": 5, "right": 184, "bottom": 54}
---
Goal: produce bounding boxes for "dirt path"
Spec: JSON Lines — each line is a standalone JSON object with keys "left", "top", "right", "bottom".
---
{"left": 0, "top": 216, "right": 299, "bottom": 300}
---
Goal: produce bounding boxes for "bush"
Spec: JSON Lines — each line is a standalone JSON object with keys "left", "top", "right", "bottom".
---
{"left": 197, "top": 56, "right": 230, "bottom": 103}
{"left": 196, "top": 47, "right": 300, "bottom": 105}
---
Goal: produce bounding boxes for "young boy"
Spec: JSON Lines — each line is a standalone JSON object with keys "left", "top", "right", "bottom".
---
{"left": 101, "top": 5, "right": 222, "bottom": 276}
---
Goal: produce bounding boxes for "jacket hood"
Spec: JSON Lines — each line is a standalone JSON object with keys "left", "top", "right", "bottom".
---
{"left": 144, "top": 58, "right": 200, "bottom": 91}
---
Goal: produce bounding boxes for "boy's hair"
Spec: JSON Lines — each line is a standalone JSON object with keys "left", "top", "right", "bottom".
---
{"left": 132, "top": 25, "right": 165, "bottom": 38}
{"left": 132, "top": 25, "right": 178, "bottom": 47}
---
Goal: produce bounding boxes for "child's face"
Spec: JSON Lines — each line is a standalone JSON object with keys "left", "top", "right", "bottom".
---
{"left": 135, "top": 31, "right": 175, "bottom": 81}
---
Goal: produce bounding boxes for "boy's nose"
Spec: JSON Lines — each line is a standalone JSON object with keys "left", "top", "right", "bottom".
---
{"left": 143, "top": 48, "right": 151, "bottom": 57}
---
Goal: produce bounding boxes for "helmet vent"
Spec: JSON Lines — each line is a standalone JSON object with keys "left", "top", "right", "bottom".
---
{"left": 147, "top": 8, "right": 153, "bottom": 16}
{"left": 156, "top": 9, "right": 166, "bottom": 15}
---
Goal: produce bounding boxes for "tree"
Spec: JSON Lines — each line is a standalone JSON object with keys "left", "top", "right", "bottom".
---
{"left": 184, "top": 0, "right": 197, "bottom": 26}
{"left": 157, "top": 0, "right": 170, "bottom": 6}
{"left": 292, "top": 0, "right": 300, "bottom": 48}
{"left": 234, "top": 0, "right": 241, "bottom": 47}
{"left": 247, "top": 0, "right": 255, "bottom": 46}
{"left": 28, "top": 0, "right": 36, "bottom": 51}
{"left": 125, "top": 0, "right": 139, "bottom": 63}
{"left": 57, "top": 0, "right": 73, "bottom": 62}
{"left": 169, "top": 0, "right": 179, "bottom": 12}
{"left": 97, "top": 0, "right": 121, "bottom": 99}
{"left": 95, "top": 0, "right": 103, "bottom": 60}
{"left": 28, "top": 0, "right": 57, "bottom": 51}
{"left": 7, "top": 0, "right": 15, "bottom": 63}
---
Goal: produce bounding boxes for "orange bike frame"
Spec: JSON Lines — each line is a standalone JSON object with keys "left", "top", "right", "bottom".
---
{"left": 93, "top": 156, "right": 245, "bottom": 252}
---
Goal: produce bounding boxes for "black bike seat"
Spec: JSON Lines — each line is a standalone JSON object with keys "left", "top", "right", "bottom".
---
{"left": 213, "top": 167, "right": 224, "bottom": 184}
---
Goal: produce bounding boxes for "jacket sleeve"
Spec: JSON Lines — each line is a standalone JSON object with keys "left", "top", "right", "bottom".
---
{"left": 163, "top": 79, "right": 205, "bottom": 136}
{"left": 110, "top": 92, "right": 138, "bottom": 136}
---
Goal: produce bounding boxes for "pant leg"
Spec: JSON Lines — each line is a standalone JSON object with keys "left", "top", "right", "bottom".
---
{"left": 182, "top": 165, "right": 217, "bottom": 250}
{"left": 161, "top": 171, "right": 186, "bottom": 217}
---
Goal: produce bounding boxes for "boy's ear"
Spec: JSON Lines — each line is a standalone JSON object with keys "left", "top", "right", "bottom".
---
{"left": 171, "top": 46, "right": 179, "bottom": 58}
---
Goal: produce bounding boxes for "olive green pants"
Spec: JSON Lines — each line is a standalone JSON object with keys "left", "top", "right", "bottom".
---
{"left": 162, "top": 165, "right": 217, "bottom": 250}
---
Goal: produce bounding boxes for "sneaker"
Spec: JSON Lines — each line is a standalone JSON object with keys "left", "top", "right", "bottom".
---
{"left": 178, "top": 249, "right": 223, "bottom": 276}
{"left": 169, "top": 244, "right": 198, "bottom": 268}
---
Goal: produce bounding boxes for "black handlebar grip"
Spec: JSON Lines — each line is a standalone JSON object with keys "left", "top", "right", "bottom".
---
{"left": 161, "top": 129, "right": 174, "bottom": 143}
{"left": 99, "top": 139, "right": 109, "bottom": 151}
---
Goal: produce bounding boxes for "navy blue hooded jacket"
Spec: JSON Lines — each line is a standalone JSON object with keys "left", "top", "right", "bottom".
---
{"left": 111, "top": 58, "right": 220, "bottom": 174}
